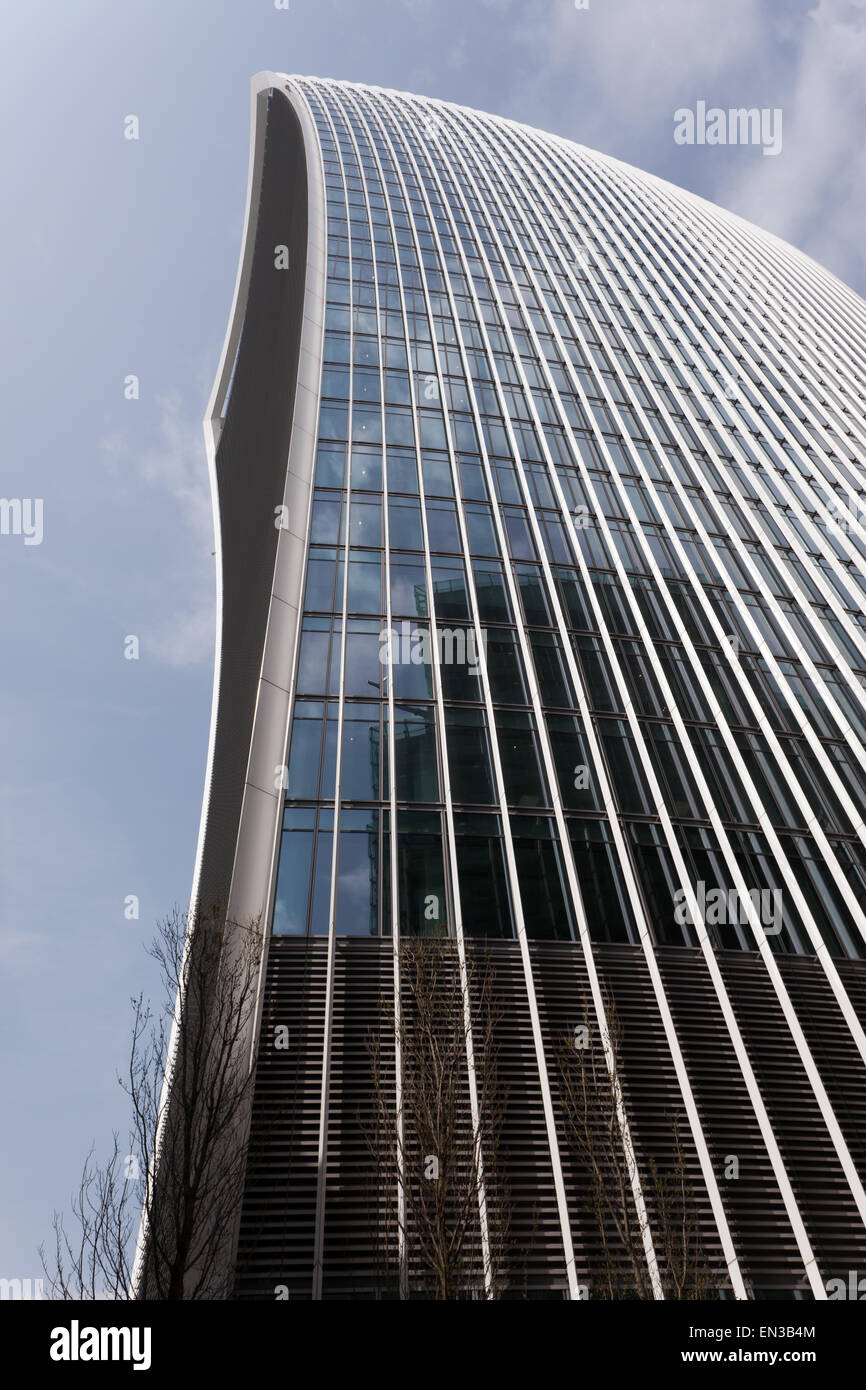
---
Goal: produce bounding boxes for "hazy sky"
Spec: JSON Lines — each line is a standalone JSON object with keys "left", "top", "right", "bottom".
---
{"left": 1, "top": 0, "right": 864, "bottom": 1283}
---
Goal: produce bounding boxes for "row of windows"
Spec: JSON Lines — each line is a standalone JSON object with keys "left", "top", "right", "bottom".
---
{"left": 273, "top": 802, "right": 865, "bottom": 962}
{"left": 284, "top": 690, "right": 866, "bottom": 834}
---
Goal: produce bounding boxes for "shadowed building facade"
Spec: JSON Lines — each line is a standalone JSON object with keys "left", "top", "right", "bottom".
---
{"left": 185, "top": 72, "right": 866, "bottom": 1299}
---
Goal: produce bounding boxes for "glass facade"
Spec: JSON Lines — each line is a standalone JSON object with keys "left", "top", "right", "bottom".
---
{"left": 268, "top": 77, "right": 866, "bottom": 966}
{"left": 201, "top": 75, "right": 866, "bottom": 1304}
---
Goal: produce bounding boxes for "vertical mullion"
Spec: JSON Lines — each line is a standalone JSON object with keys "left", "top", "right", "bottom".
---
{"left": 310, "top": 92, "right": 354, "bottom": 1301}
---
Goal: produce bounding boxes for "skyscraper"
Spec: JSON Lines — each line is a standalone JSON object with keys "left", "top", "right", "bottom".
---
{"left": 188, "top": 72, "right": 866, "bottom": 1300}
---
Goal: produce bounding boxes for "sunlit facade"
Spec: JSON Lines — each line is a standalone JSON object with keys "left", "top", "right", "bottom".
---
{"left": 193, "top": 73, "right": 866, "bottom": 1300}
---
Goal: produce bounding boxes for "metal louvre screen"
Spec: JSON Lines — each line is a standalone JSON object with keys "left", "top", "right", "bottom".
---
{"left": 234, "top": 937, "right": 866, "bottom": 1297}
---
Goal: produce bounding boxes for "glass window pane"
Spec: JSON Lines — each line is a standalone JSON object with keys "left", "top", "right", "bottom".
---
{"left": 474, "top": 563, "right": 511, "bottom": 622}
{"left": 287, "top": 702, "right": 324, "bottom": 799}
{"left": 430, "top": 560, "right": 470, "bottom": 619}
{"left": 347, "top": 551, "right": 382, "bottom": 614}
{"left": 344, "top": 624, "right": 382, "bottom": 696}
{"left": 349, "top": 496, "right": 382, "bottom": 547}
{"left": 335, "top": 826, "right": 379, "bottom": 935}
{"left": 304, "top": 550, "right": 338, "bottom": 612}
{"left": 547, "top": 714, "right": 598, "bottom": 811}
{"left": 397, "top": 812, "right": 448, "bottom": 935}
{"left": 350, "top": 447, "right": 382, "bottom": 490}
{"left": 511, "top": 824, "right": 573, "bottom": 940}
{"left": 465, "top": 504, "right": 500, "bottom": 556}
{"left": 352, "top": 405, "right": 382, "bottom": 445}
{"left": 272, "top": 830, "right": 314, "bottom": 935}
{"left": 392, "top": 703, "right": 439, "bottom": 802}
{"left": 311, "top": 497, "right": 342, "bottom": 545}
{"left": 390, "top": 561, "right": 428, "bottom": 617}
{"left": 445, "top": 709, "right": 494, "bottom": 805}
{"left": 516, "top": 564, "right": 550, "bottom": 624}
{"left": 486, "top": 628, "right": 528, "bottom": 704}
{"left": 422, "top": 451, "right": 454, "bottom": 497}
{"left": 388, "top": 497, "right": 423, "bottom": 550}
{"left": 531, "top": 632, "right": 574, "bottom": 706}
{"left": 341, "top": 706, "right": 381, "bottom": 800}
{"left": 570, "top": 822, "right": 635, "bottom": 944}
{"left": 496, "top": 711, "right": 548, "bottom": 807}
{"left": 599, "top": 720, "right": 652, "bottom": 814}
{"left": 389, "top": 623, "right": 436, "bottom": 698}
{"left": 426, "top": 500, "right": 461, "bottom": 553}
{"left": 297, "top": 627, "right": 330, "bottom": 695}
{"left": 386, "top": 448, "right": 419, "bottom": 493}
{"left": 438, "top": 628, "right": 484, "bottom": 702}
{"left": 315, "top": 444, "right": 345, "bottom": 487}
{"left": 504, "top": 510, "right": 536, "bottom": 560}
{"left": 455, "top": 815, "right": 513, "bottom": 938}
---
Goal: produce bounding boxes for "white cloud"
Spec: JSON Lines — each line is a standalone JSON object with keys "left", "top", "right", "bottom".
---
{"left": 722, "top": 0, "right": 866, "bottom": 289}
{"left": 507, "top": 0, "right": 766, "bottom": 155}
{"left": 136, "top": 391, "right": 213, "bottom": 552}
{"left": 99, "top": 393, "right": 214, "bottom": 669}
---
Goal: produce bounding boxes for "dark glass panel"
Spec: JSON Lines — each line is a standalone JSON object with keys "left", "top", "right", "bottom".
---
{"left": 389, "top": 560, "right": 428, "bottom": 617}
{"left": 389, "top": 622, "right": 436, "bottom": 699}
{"left": 486, "top": 628, "right": 528, "bottom": 705}
{"left": 455, "top": 814, "right": 513, "bottom": 938}
{"left": 574, "top": 636, "right": 620, "bottom": 711}
{"left": 556, "top": 568, "right": 594, "bottom": 630}
{"left": 460, "top": 459, "right": 489, "bottom": 501}
{"left": 496, "top": 711, "right": 548, "bottom": 807}
{"left": 445, "top": 709, "right": 494, "bottom": 804}
{"left": 430, "top": 559, "right": 470, "bottom": 619}
{"left": 598, "top": 719, "right": 653, "bottom": 814}
{"left": 504, "top": 509, "right": 536, "bottom": 560}
{"left": 511, "top": 819, "right": 573, "bottom": 940}
{"left": 438, "top": 628, "right": 484, "bottom": 702}
{"left": 396, "top": 811, "right": 448, "bottom": 935}
{"left": 547, "top": 714, "right": 598, "bottom": 811}
{"left": 627, "top": 824, "right": 691, "bottom": 948}
{"left": 531, "top": 632, "right": 574, "bottom": 707}
{"left": 515, "top": 563, "right": 551, "bottom": 625}
{"left": 647, "top": 724, "right": 703, "bottom": 819}
{"left": 474, "top": 563, "right": 511, "bottom": 622}
{"left": 569, "top": 821, "right": 635, "bottom": 944}
{"left": 392, "top": 703, "right": 439, "bottom": 802}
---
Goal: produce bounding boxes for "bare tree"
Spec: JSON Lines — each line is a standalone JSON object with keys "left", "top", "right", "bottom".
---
{"left": 366, "top": 938, "right": 510, "bottom": 1299}
{"left": 557, "top": 995, "right": 716, "bottom": 1300}
{"left": 41, "top": 904, "right": 263, "bottom": 1300}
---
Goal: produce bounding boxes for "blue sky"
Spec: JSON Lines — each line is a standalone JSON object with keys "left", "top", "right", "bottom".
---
{"left": 1, "top": 0, "right": 864, "bottom": 1283}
